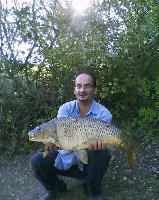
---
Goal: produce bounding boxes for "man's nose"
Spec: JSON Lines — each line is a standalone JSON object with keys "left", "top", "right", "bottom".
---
{"left": 79, "top": 86, "right": 86, "bottom": 91}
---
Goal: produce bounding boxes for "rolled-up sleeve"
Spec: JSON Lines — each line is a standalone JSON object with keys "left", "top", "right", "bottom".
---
{"left": 100, "top": 109, "right": 112, "bottom": 123}
{"left": 57, "top": 104, "right": 70, "bottom": 118}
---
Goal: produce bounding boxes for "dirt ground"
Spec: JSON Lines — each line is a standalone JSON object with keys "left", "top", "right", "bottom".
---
{"left": 0, "top": 143, "right": 159, "bottom": 200}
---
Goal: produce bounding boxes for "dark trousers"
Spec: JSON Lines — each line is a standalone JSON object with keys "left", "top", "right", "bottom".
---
{"left": 29, "top": 149, "right": 111, "bottom": 194}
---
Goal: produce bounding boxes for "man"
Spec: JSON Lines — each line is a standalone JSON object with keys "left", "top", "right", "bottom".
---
{"left": 29, "top": 71, "right": 112, "bottom": 200}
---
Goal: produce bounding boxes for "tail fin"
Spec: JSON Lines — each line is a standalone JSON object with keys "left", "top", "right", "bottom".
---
{"left": 125, "top": 138, "right": 144, "bottom": 169}
{"left": 127, "top": 150, "right": 138, "bottom": 169}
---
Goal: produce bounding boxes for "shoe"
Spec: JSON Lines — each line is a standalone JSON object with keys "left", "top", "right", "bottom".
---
{"left": 55, "top": 178, "right": 67, "bottom": 193}
{"left": 39, "top": 191, "right": 57, "bottom": 200}
{"left": 39, "top": 179, "right": 67, "bottom": 200}
{"left": 82, "top": 182, "right": 89, "bottom": 192}
{"left": 82, "top": 183, "right": 102, "bottom": 200}
{"left": 89, "top": 191, "right": 103, "bottom": 200}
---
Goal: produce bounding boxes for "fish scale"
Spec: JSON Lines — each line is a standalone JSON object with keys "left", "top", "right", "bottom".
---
{"left": 28, "top": 117, "right": 143, "bottom": 169}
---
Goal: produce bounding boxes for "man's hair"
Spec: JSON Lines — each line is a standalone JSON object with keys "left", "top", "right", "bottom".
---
{"left": 75, "top": 71, "right": 96, "bottom": 87}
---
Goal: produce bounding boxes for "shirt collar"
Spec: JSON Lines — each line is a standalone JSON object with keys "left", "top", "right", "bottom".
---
{"left": 88, "top": 100, "right": 98, "bottom": 115}
{"left": 75, "top": 100, "right": 98, "bottom": 115}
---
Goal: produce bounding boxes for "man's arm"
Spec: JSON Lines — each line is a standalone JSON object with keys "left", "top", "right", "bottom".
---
{"left": 57, "top": 103, "right": 70, "bottom": 118}
{"left": 100, "top": 109, "right": 112, "bottom": 123}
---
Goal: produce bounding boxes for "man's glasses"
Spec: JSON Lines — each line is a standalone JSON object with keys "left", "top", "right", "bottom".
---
{"left": 75, "top": 84, "right": 94, "bottom": 90}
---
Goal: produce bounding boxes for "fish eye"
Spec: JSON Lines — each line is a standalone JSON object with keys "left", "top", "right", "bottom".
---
{"left": 39, "top": 125, "right": 43, "bottom": 132}
{"left": 36, "top": 125, "right": 42, "bottom": 132}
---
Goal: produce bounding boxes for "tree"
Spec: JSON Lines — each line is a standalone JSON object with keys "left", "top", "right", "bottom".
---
{"left": 1, "top": 0, "right": 159, "bottom": 152}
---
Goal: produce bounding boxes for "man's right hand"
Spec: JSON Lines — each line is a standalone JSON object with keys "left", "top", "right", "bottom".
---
{"left": 89, "top": 140, "right": 107, "bottom": 151}
{"left": 45, "top": 141, "right": 58, "bottom": 151}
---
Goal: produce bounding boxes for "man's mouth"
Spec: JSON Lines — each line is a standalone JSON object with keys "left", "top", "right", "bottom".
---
{"left": 79, "top": 94, "right": 87, "bottom": 97}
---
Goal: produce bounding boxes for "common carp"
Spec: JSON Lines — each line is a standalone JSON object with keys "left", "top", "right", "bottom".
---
{"left": 28, "top": 117, "right": 142, "bottom": 169}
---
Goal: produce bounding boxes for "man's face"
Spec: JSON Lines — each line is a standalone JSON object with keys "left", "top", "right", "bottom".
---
{"left": 74, "top": 73, "right": 97, "bottom": 102}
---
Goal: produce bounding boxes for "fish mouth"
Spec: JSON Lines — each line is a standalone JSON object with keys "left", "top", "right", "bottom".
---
{"left": 28, "top": 131, "right": 35, "bottom": 141}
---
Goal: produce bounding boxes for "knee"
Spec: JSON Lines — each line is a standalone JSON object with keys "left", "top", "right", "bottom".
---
{"left": 88, "top": 149, "right": 111, "bottom": 163}
{"left": 29, "top": 152, "right": 43, "bottom": 170}
{"left": 102, "top": 149, "right": 111, "bottom": 163}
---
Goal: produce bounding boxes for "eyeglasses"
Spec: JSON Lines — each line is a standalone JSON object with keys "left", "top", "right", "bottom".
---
{"left": 75, "top": 84, "right": 94, "bottom": 90}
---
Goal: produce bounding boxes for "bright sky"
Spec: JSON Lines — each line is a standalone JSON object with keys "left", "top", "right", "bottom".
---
{"left": 1, "top": 0, "right": 32, "bottom": 8}
{"left": 2, "top": 0, "right": 91, "bottom": 12}
{"left": 1, "top": 0, "right": 92, "bottom": 63}
{"left": 72, "top": 0, "right": 91, "bottom": 13}
{"left": 1, "top": 0, "right": 123, "bottom": 63}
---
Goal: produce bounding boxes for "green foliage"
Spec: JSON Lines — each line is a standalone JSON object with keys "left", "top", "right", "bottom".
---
{"left": 130, "top": 79, "right": 159, "bottom": 142}
{"left": 1, "top": 0, "right": 159, "bottom": 153}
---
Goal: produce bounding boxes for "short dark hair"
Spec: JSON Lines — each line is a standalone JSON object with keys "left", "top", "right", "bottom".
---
{"left": 75, "top": 71, "right": 96, "bottom": 87}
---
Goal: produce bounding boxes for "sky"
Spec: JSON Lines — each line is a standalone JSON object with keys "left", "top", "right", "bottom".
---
{"left": 2, "top": 0, "right": 92, "bottom": 12}
{"left": 1, "top": 0, "right": 33, "bottom": 8}
{"left": 1, "top": 0, "right": 93, "bottom": 62}
{"left": 1, "top": 0, "right": 123, "bottom": 63}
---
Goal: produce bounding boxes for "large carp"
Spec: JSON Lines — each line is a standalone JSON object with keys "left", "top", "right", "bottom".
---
{"left": 28, "top": 117, "right": 142, "bottom": 169}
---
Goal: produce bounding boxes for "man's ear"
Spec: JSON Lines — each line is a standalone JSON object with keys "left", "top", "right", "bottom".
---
{"left": 74, "top": 87, "right": 76, "bottom": 95}
{"left": 94, "top": 87, "right": 98, "bottom": 95}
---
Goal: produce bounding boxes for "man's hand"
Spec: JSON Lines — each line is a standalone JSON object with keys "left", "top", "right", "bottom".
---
{"left": 45, "top": 141, "right": 58, "bottom": 151}
{"left": 89, "top": 140, "right": 107, "bottom": 151}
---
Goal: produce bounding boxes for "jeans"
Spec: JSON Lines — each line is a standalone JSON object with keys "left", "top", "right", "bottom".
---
{"left": 29, "top": 149, "right": 111, "bottom": 194}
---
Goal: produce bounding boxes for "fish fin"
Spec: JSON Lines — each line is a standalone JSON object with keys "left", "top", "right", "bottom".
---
{"left": 42, "top": 140, "right": 66, "bottom": 158}
{"left": 106, "top": 143, "right": 121, "bottom": 152}
{"left": 74, "top": 150, "right": 88, "bottom": 164}
{"left": 125, "top": 139, "right": 144, "bottom": 170}
{"left": 133, "top": 140, "right": 145, "bottom": 154}
{"left": 43, "top": 150, "right": 49, "bottom": 157}
{"left": 51, "top": 138, "right": 64, "bottom": 149}
{"left": 127, "top": 149, "right": 138, "bottom": 170}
